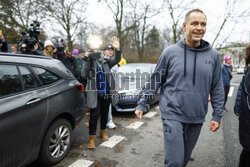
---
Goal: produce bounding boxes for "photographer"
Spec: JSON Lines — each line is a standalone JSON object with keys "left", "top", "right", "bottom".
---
{"left": 54, "top": 41, "right": 75, "bottom": 73}
{"left": 19, "top": 40, "right": 45, "bottom": 56}
{"left": 18, "top": 21, "right": 44, "bottom": 56}
{"left": 82, "top": 36, "right": 121, "bottom": 149}
{"left": 72, "top": 49, "right": 87, "bottom": 88}
{"left": 0, "top": 31, "right": 8, "bottom": 52}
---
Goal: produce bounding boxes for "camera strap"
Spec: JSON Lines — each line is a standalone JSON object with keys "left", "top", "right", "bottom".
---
{"left": 95, "top": 60, "right": 103, "bottom": 71}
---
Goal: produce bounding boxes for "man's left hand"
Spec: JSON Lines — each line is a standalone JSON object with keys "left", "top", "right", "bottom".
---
{"left": 209, "top": 120, "right": 220, "bottom": 132}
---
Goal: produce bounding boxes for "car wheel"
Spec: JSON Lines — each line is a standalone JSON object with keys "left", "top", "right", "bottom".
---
{"left": 38, "top": 119, "right": 72, "bottom": 165}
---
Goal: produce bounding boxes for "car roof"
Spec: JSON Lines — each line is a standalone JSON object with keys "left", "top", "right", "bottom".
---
{"left": 0, "top": 52, "right": 74, "bottom": 79}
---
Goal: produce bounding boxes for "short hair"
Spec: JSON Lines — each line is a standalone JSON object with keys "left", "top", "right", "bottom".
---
{"left": 184, "top": 9, "right": 207, "bottom": 23}
{"left": 245, "top": 44, "right": 250, "bottom": 69}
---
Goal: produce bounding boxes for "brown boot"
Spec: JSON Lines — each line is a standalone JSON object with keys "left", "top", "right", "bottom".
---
{"left": 88, "top": 135, "right": 96, "bottom": 149}
{"left": 99, "top": 129, "right": 109, "bottom": 141}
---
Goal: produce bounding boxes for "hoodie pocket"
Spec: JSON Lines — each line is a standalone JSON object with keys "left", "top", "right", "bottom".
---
{"left": 167, "top": 92, "right": 207, "bottom": 118}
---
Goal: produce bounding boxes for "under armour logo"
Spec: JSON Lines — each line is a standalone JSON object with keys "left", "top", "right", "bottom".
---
{"left": 205, "top": 60, "right": 212, "bottom": 65}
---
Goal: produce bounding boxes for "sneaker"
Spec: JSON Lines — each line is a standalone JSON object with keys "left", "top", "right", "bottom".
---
{"left": 190, "top": 154, "right": 194, "bottom": 161}
{"left": 107, "top": 121, "right": 116, "bottom": 129}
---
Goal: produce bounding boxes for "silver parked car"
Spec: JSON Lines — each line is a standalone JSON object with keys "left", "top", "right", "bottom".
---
{"left": 0, "top": 53, "right": 85, "bottom": 167}
{"left": 114, "top": 63, "right": 159, "bottom": 112}
{"left": 237, "top": 65, "right": 244, "bottom": 74}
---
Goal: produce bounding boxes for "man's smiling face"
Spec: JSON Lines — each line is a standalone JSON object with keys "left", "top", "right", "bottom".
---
{"left": 183, "top": 12, "right": 207, "bottom": 47}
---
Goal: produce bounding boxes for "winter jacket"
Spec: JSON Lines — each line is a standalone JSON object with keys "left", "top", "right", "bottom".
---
{"left": 136, "top": 39, "right": 224, "bottom": 123}
{"left": 54, "top": 53, "right": 75, "bottom": 73}
{"left": 234, "top": 81, "right": 242, "bottom": 115}
{"left": 222, "top": 64, "right": 232, "bottom": 87}
{"left": 0, "top": 40, "right": 8, "bottom": 52}
{"left": 73, "top": 58, "right": 84, "bottom": 77}
{"left": 82, "top": 50, "right": 121, "bottom": 109}
{"left": 238, "top": 66, "right": 250, "bottom": 151}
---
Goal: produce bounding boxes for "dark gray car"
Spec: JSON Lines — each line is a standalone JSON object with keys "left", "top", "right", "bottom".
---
{"left": 114, "top": 63, "right": 159, "bottom": 112}
{"left": 0, "top": 53, "right": 85, "bottom": 167}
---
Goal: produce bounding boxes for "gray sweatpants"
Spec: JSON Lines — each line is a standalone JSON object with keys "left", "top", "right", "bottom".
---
{"left": 162, "top": 119, "right": 202, "bottom": 167}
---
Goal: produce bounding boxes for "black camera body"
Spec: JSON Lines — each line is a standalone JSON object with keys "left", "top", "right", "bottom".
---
{"left": 87, "top": 50, "right": 102, "bottom": 60}
{"left": 54, "top": 38, "right": 66, "bottom": 61}
{"left": 18, "top": 21, "right": 42, "bottom": 54}
{"left": 55, "top": 44, "right": 65, "bottom": 55}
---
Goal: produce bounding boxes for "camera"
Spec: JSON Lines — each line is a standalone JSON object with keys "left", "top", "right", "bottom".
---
{"left": 18, "top": 21, "right": 42, "bottom": 54}
{"left": 88, "top": 52, "right": 102, "bottom": 60}
{"left": 55, "top": 38, "right": 65, "bottom": 55}
{"left": 86, "top": 49, "right": 102, "bottom": 60}
{"left": 54, "top": 38, "right": 66, "bottom": 61}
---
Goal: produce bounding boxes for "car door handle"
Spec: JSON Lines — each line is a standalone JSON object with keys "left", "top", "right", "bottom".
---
{"left": 26, "top": 98, "right": 41, "bottom": 105}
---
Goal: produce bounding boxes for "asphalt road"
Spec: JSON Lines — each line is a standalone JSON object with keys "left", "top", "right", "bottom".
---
{"left": 30, "top": 73, "right": 243, "bottom": 167}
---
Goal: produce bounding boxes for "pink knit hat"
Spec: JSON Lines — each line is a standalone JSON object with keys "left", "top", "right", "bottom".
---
{"left": 72, "top": 49, "right": 79, "bottom": 55}
{"left": 224, "top": 55, "right": 231, "bottom": 62}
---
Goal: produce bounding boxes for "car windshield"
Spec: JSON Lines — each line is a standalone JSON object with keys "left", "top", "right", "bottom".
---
{"left": 118, "top": 66, "right": 152, "bottom": 79}
{"left": 116, "top": 65, "right": 153, "bottom": 91}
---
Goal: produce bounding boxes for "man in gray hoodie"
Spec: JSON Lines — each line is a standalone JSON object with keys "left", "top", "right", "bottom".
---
{"left": 135, "top": 9, "right": 224, "bottom": 167}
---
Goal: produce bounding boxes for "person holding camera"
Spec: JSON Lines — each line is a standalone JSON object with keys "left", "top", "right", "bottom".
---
{"left": 53, "top": 45, "right": 75, "bottom": 73}
{"left": 82, "top": 36, "right": 121, "bottom": 149}
{"left": 72, "top": 49, "right": 87, "bottom": 87}
{"left": 19, "top": 41, "right": 44, "bottom": 56}
{"left": 0, "top": 31, "right": 8, "bottom": 52}
{"left": 222, "top": 55, "right": 233, "bottom": 111}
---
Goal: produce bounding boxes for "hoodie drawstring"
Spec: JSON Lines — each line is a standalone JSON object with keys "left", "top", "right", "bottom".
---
{"left": 183, "top": 46, "right": 197, "bottom": 86}
{"left": 193, "top": 52, "right": 197, "bottom": 85}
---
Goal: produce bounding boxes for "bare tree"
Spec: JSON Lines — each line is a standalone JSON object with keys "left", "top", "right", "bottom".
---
{"left": 212, "top": 0, "right": 250, "bottom": 47}
{"left": 130, "top": 0, "right": 163, "bottom": 62}
{"left": 0, "top": 0, "right": 47, "bottom": 43}
{"left": 163, "top": 0, "right": 198, "bottom": 44}
{"left": 2, "top": 0, "right": 46, "bottom": 30}
{"left": 99, "top": 0, "right": 144, "bottom": 49}
{"left": 44, "top": 0, "right": 88, "bottom": 50}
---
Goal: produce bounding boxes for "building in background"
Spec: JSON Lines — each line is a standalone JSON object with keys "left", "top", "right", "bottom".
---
{"left": 217, "top": 43, "right": 247, "bottom": 69}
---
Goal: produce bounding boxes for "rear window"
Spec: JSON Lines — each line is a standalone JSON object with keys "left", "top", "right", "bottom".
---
{"left": 18, "top": 66, "right": 40, "bottom": 90}
{"left": 32, "top": 67, "right": 61, "bottom": 85}
{"left": 0, "top": 65, "right": 22, "bottom": 96}
{"left": 57, "top": 61, "right": 74, "bottom": 77}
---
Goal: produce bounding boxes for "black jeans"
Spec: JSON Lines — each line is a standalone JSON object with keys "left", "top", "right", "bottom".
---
{"left": 239, "top": 148, "right": 250, "bottom": 167}
{"left": 224, "top": 86, "right": 230, "bottom": 107}
{"left": 89, "top": 95, "right": 111, "bottom": 135}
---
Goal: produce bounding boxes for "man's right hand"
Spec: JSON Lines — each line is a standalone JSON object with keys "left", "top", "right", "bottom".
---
{"left": 135, "top": 110, "right": 143, "bottom": 119}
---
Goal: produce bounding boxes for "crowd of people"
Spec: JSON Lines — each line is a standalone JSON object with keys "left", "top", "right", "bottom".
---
{"left": 0, "top": 30, "right": 127, "bottom": 150}
{"left": 0, "top": 8, "right": 250, "bottom": 167}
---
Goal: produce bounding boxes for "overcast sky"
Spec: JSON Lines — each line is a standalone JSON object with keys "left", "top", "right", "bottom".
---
{"left": 86, "top": 0, "right": 250, "bottom": 47}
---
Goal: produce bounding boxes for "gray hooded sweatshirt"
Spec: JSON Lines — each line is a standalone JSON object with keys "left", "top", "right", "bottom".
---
{"left": 136, "top": 39, "right": 224, "bottom": 123}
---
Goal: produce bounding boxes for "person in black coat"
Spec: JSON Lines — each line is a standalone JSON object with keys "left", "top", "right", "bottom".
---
{"left": 0, "top": 32, "right": 8, "bottom": 52}
{"left": 234, "top": 43, "right": 250, "bottom": 167}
